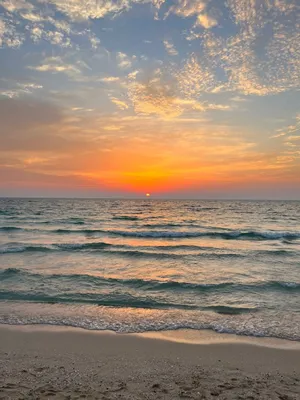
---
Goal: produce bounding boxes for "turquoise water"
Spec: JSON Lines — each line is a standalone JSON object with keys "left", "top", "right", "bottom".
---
{"left": 0, "top": 198, "right": 299, "bottom": 340}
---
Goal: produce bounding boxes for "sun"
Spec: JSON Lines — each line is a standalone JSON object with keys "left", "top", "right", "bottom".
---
{"left": 146, "top": 193, "right": 151, "bottom": 197}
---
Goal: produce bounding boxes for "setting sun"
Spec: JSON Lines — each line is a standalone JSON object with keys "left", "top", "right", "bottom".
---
{"left": 146, "top": 193, "right": 151, "bottom": 197}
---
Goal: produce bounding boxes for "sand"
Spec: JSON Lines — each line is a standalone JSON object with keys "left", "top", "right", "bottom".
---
{"left": 0, "top": 325, "right": 299, "bottom": 399}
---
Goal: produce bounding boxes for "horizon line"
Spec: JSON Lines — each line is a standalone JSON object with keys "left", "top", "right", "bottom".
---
{"left": 0, "top": 196, "right": 299, "bottom": 202}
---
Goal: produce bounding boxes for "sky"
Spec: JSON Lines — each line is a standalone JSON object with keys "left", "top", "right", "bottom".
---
{"left": 0, "top": 0, "right": 299, "bottom": 199}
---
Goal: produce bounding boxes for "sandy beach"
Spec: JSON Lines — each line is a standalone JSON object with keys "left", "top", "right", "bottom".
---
{"left": 0, "top": 325, "right": 299, "bottom": 399}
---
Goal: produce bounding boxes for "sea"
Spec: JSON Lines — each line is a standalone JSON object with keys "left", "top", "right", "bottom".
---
{"left": 0, "top": 198, "right": 299, "bottom": 341}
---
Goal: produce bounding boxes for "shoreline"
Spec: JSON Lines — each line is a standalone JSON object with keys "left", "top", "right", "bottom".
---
{"left": 1, "top": 323, "right": 300, "bottom": 350}
{"left": 0, "top": 324, "right": 299, "bottom": 399}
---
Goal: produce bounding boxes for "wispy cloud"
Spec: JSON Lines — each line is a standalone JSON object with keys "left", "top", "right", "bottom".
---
{"left": 117, "top": 52, "right": 133, "bottom": 69}
{"left": 110, "top": 97, "right": 129, "bottom": 110}
{"left": 163, "top": 39, "right": 178, "bottom": 56}
{"left": 100, "top": 76, "right": 120, "bottom": 83}
{"left": 271, "top": 114, "right": 300, "bottom": 139}
{"left": 0, "top": 81, "right": 43, "bottom": 98}
{"left": 103, "top": 125, "right": 123, "bottom": 131}
{"left": 230, "top": 96, "right": 250, "bottom": 103}
{"left": 28, "top": 56, "right": 81, "bottom": 77}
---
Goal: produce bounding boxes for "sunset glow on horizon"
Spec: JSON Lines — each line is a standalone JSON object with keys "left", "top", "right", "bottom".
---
{"left": 0, "top": 0, "right": 299, "bottom": 199}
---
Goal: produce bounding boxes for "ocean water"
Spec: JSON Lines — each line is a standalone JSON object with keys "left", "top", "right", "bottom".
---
{"left": 0, "top": 198, "right": 299, "bottom": 341}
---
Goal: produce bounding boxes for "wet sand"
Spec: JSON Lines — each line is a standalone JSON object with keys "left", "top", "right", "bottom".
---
{"left": 0, "top": 325, "right": 299, "bottom": 399}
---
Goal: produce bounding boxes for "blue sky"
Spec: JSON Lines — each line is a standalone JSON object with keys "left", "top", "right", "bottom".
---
{"left": 0, "top": 0, "right": 299, "bottom": 198}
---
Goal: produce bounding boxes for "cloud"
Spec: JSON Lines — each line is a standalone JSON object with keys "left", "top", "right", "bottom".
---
{"left": 167, "top": 0, "right": 207, "bottom": 18}
{"left": 110, "top": 97, "right": 129, "bottom": 110}
{"left": 0, "top": 90, "right": 19, "bottom": 98}
{"left": 32, "top": 64, "right": 76, "bottom": 73}
{"left": 173, "top": 98, "right": 230, "bottom": 112}
{"left": 0, "top": 0, "right": 99, "bottom": 50}
{"left": 44, "top": 0, "right": 129, "bottom": 21}
{"left": 230, "top": 96, "right": 250, "bottom": 102}
{"left": 0, "top": 15, "right": 24, "bottom": 48}
{"left": 1, "top": 0, "right": 297, "bottom": 100}
{"left": 128, "top": 75, "right": 182, "bottom": 118}
{"left": 0, "top": 0, "right": 33, "bottom": 13}
{"left": 88, "top": 32, "right": 100, "bottom": 49}
{"left": 116, "top": 52, "right": 133, "bottom": 69}
{"left": 0, "top": 18, "right": 4, "bottom": 46}
{"left": 0, "top": 0, "right": 167, "bottom": 31}
{"left": 126, "top": 70, "right": 230, "bottom": 118}
{"left": 100, "top": 76, "right": 120, "bottom": 83}
{"left": 222, "top": 0, "right": 300, "bottom": 95}
{"left": 269, "top": 114, "right": 300, "bottom": 167}
{"left": 71, "top": 107, "right": 94, "bottom": 113}
{"left": 177, "top": 53, "right": 218, "bottom": 98}
{"left": 20, "top": 11, "right": 44, "bottom": 22}
{"left": 0, "top": 82, "right": 43, "bottom": 98}
{"left": 45, "top": 0, "right": 167, "bottom": 21}
{"left": 163, "top": 39, "right": 178, "bottom": 56}
{"left": 103, "top": 125, "right": 123, "bottom": 131}
{"left": 287, "top": 136, "right": 300, "bottom": 141}
{"left": 29, "top": 26, "right": 43, "bottom": 42}
{"left": 177, "top": 0, "right": 299, "bottom": 97}
{"left": 272, "top": 114, "right": 300, "bottom": 139}
{"left": 226, "top": 0, "right": 297, "bottom": 32}
{"left": 43, "top": 30, "right": 72, "bottom": 47}
{"left": 196, "top": 13, "right": 217, "bottom": 29}
{"left": 47, "top": 18, "right": 71, "bottom": 34}
{"left": 28, "top": 56, "right": 81, "bottom": 77}
{"left": 151, "top": 0, "right": 166, "bottom": 11}
{"left": 23, "top": 20, "right": 73, "bottom": 47}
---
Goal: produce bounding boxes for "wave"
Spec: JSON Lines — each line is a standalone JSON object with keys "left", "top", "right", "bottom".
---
{"left": 277, "top": 282, "right": 299, "bottom": 289}
{"left": 195, "top": 207, "right": 219, "bottom": 211}
{"left": 0, "top": 210, "right": 20, "bottom": 216}
{"left": 58, "top": 242, "right": 112, "bottom": 251}
{"left": 0, "top": 315, "right": 299, "bottom": 341}
{"left": 0, "top": 226, "right": 23, "bottom": 232}
{"left": 0, "top": 285, "right": 259, "bottom": 314}
{"left": 2, "top": 225, "right": 299, "bottom": 241}
{"left": 0, "top": 291, "right": 260, "bottom": 316}
{"left": 139, "top": 223, "right": 197, "bottom": 228}
{"left": 96, "top": 229, "right": 300, "bottom": 240}
{"left": 0, "top": 290, "right": 197, "bottom": 310}
{"left": 0, "top": 245, "right": 53, "bottom": 254}
{"left": 0, "top": 243, "right": 183, "bottom": 258}
{"left": 0, "top": 242, "right": 112, "bottom": 254}
{"left": 0, "top": 243, "right": 278, "bottom": 260}
{"left": 101, "top": 249, "right": 184, "bottom": 259}
{"left": 1, "top": 268, "right": 299, "bottom": 293}
{"left": 112, "top": 216, "right": 140, "bottom": 221}
{"left": 206, "top": 305, "right": 258, "bottom": 315}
